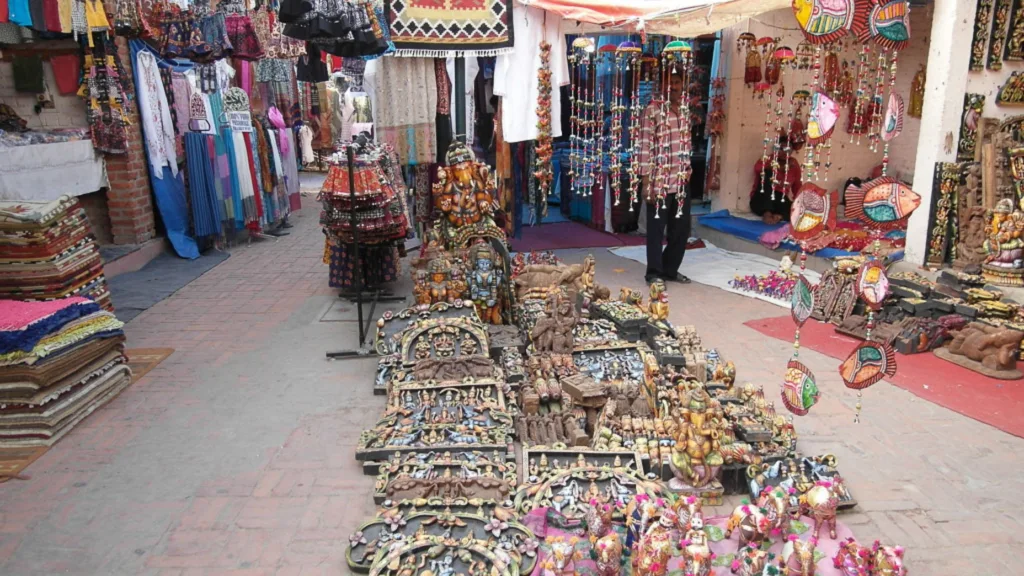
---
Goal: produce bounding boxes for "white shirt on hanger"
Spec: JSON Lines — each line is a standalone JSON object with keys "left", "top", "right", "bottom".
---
{"left": 493, "top": 5, "right": 570, "bottom": 143}
{"left": 136, "top": 50, "right": 178, "bottom": 178}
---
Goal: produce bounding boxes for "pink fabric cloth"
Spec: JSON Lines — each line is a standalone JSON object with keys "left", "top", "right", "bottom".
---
{"left": 0, "top": 297, "right": 93, "bottom": 331}
{"left": 759, "top": 223, "right": 792, "bottom": 249}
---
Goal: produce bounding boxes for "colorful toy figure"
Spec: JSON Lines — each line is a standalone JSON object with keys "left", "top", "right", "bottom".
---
{"left": 781, "top": 536, "right": 818, "bottom": 576}
{"left": 845, "top": 177, "right": 921, "bottom": 230}
{"left": 799, "top": 480, "right": 840, "bottom": 539}
{"left": 871, "top": 541, "right": 907, "bottom": 576}
{"left": 681, "top": 511, "right": 713, "bottom": 576}
{"left": 469, "top": 244, "right": 503, "bottom": 324}
{"left": 833, "top": 538, "right": 872, "bottom": 576}
{"left": 632, "top": 508, "right": 677, "bottom": 576}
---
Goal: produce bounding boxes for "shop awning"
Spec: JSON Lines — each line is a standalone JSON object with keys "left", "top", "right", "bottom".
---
{"left": 522, "top": 0, "right": 791, "bottom": 37}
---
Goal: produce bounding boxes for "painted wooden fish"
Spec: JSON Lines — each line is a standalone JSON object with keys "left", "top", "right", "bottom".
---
{"left": 845, "top": 176, "right": 921, "bottom": 230}
{"left": 807, "top": 92, "right": 839, "bottom": 146}
{"left": 790, "top": 183, "right": 838, "bottom": 240}
{"left": 839, "top": 341, "right": 897, "bottom": 390}
{"left": 793, "top": 0, "right": 856, "bottom": 45}
{"left": 859, "top": 0, "right": 912, "bottom": 51}
{"left": 882, "top": 93, "right": 904, "bottom": 142}
{"left": 855, "top": 260, "right": 890, "bottom": 310}
{"left": 784, "top": 359, "right": 820, "bottom": 415}
{"left": 791, "top": 274, "right": 815, "bottom": 327}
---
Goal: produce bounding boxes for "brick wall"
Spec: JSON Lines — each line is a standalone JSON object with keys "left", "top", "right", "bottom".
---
{"left": 78, "top": 191, "right": 114, "bottom": 244}
{"left": 102, "top": 36, "right": 157, "bottom": 246}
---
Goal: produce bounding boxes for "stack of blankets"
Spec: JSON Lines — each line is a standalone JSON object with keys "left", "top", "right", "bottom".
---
{"left": 0, "top": 195, "right": 112, "bottom": 310}
{"left": 0, "top": 296, "right": 129, "bottom": 447}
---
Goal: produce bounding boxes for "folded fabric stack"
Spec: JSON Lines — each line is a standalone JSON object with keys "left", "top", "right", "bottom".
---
{"left": 0, "top": 297, "right": 129, "bottom": 447}
{"left": 0, "top": 196, "right": 112, "bottom": 311}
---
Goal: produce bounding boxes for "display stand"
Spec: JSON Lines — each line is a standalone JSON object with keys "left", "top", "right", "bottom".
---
{"left": 326, "top": 135, "right": 406, "bottom": 360}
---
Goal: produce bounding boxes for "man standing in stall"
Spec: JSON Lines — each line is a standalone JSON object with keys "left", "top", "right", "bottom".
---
{"left": 638, "top": 67, "right": 691, "bottom": 285}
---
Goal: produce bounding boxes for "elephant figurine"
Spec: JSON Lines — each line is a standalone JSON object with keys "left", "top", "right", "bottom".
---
{"left": 731, "top": 545, "right": 775, "bottom": 576}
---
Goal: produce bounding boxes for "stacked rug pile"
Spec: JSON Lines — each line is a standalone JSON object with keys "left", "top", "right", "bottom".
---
{"left": 0, "top": 195, "right": 112, "bottom": 310}
{"left": 0, "top": 296, "right": 129, "bottom": 447}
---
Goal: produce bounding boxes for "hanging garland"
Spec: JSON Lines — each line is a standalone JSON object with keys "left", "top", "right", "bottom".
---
{"left": 534, "top": 40, "right": 554, "bottom": 218}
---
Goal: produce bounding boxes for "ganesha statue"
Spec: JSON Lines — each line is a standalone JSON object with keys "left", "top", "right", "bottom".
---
{"left": 434, "top": 141, "right": 498, "bottom": 231}
{"left": 983, "top": 198, "right": 1024, "bottom": 286}
{"left": 668, "top": 385, "right": 725, "bottom": 499}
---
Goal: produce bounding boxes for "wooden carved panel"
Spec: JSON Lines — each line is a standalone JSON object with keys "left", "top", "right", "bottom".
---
{"left": 972, "top": 0, "right": 995, "bottom": 71}
{"left": 1007, "top": 0, "right": 1024, "bottom": 60}
{"left": 990, "top": 0, "right": 1013, "bottom": 70}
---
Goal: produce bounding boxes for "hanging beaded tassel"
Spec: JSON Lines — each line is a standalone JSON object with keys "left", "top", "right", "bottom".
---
{"left": 803, "top": 46, "right": 823, "bottom": 181}
{"left": 880, "top": 51, "right": 900, "bottom": 176}
{"left": 610, "top": 49, "right": 625, "bottom": 206}
{"left": 626, "top": 51, "right": 644, "bottom": 211}
{"left": 867, "top": 49, "right": 888, "bottom": 153}
{"left": 666, "top": 41, "right": 694, "bottom": 219}
{"left": 850, "top": 44, "right": 871, "bottom": 145}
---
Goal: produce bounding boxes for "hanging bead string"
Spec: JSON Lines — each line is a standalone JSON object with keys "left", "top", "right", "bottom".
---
{"left": 803, "top": 46, "right": 822, "bottom": 181}
{"left": 850, "top": 44, "right": 871, "bottom": 145}
{"left": 653, "top": 55, "right": 670, "bottom": 218}
{"left": 880, "top": 50, "right": 899, "bottom": 176}
{"left": 582, "top": 52, "right": 593, "bottom": 197}
{"left": 779, "top": 93, "right": 801, "bottom": 201}
{"left": 676, "top": 51, "right": 693, "bottom": 219}
{"left": 568, "top": 48, "right": 580, "bottom": 196}
{"left": 867, "top": 49, "right": 887, "bottom": 153}
{"left": 611, "top": 52, "right": 624, "bottom": 207}
{"left": 593, "top": 52, "right": 605, "bottom": 199}
{"left": 627, "top": 52, "right": 643, "bottom": 211}
{"left": 768, "top": 55, "right": 790, "bottom": 200}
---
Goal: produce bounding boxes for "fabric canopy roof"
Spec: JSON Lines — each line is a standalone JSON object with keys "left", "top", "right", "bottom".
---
{"left": 522, "top": 0, "right": 792, "bottom": 37}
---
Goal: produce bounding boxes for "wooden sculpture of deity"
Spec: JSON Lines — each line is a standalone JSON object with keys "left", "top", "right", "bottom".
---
{"left": 434, "top": 141, "right": 498, "bottom": 231}
{"left": 669, "top": 384, "right": 724, "bottom": 495}
{"left": 468, "top": 244, "right": 503, "bottom": 324}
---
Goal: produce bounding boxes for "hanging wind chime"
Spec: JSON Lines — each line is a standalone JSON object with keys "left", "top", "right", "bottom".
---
{"left": 767, "top": 47, "right": 796, "bottom": 200}
{"left": 569, "top": 38, "right": 596, "bottom": 197}
{"left": 615, "top": 41, "right": 643, "bottom": 209}
{"left": 661, "top": 40, "right": 694, "bottom": 219}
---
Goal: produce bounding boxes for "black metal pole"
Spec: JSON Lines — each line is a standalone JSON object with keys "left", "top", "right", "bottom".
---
{"left": 454, "top": 57, "right": 467, "bottom": 143}
{"left": 347, "top": 145, "right": 365, "bottom": 346}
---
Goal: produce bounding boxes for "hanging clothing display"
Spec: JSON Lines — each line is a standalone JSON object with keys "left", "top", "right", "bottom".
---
{"left": 363, "top": 56, "right": 436, "bottom": 164}
{"left": 493, "top": 5, "right": 569, "bottom": 143}
{"left": 80, "top": 31, "right": 133, "bottom": 155}
{"left": 136, "top": 50, "right": 179, "bottom": 178}
{"left": 318, "top": 142, "right": 407, "bottom": 289}
{"left": 279, "top": 0, "right": 387, "bottom": 58}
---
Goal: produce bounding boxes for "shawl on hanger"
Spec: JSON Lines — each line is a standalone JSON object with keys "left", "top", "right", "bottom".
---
{"left": 367, "top": 56, "right": 436, "bottom": 165}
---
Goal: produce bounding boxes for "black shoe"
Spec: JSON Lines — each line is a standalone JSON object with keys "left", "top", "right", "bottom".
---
{"left": 280, "top": 221, "right": 295, "bottom": 229}
{"left": 666, "top": 273, "right": 691, "bottom": 284}
{"left": 644, "top": 274, "right": 660, "bottom": 284}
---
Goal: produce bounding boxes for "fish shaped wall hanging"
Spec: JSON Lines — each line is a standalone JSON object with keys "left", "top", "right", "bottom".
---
{"left": 844, "top": 176, "right": 921, "bottom": 230}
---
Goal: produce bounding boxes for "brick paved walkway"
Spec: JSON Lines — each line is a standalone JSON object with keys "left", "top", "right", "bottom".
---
{"left": 0, "top": 216, "right": 1020, "bottom": 575}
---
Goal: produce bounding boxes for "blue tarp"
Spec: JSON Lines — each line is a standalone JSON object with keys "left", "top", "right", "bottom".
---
{"left": 697, "top": 210, "right": 904, "bottom": 261}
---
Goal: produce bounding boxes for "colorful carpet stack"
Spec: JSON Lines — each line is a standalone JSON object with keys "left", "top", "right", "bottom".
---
{"left": 0, "top": 196, "right": 112, "bottom": 311}
{"left": 0, "top": 297, "right": 129, "bottom": 447}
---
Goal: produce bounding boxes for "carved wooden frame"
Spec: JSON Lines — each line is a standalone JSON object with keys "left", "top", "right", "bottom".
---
{"left": 971, "top": 0, "right": 995, "bottom": 71}
{"left": 990, "top": 0, "right": 1013, "bottom": 70}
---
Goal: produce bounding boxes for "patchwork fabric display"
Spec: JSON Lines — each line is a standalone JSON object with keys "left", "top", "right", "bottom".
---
{"left": 80, "top": 32, "right": 133, "bottom": 155}
{"left": 386, "top": 0, "right": 515, "bottom": 56}
{"left": 0, "top": 197, "right": 113, "bottom": 311}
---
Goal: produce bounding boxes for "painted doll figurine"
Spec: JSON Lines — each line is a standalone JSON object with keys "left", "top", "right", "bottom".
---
{"left": 413, "top": 270, "right": 432, "bottom": 305}
{"left": 632, "top": 508, "right": 679, "bottom": 576}
{"left": 427, "top": 258, "right": 451, "bottom": 304}
{"left": 469, "top": 244, "right": 503, "bottom": 324}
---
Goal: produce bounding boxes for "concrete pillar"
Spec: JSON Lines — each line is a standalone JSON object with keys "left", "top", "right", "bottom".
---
{"left": 904, "top": 0, "right": 975, "bottom": 265}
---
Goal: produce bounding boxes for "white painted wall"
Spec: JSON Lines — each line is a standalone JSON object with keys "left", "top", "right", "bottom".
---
{"left": 713, "top": 6, "right": 933, "bottom": 216}
{"left": 904, "top": 0, "right": 1001, "bottom": 265}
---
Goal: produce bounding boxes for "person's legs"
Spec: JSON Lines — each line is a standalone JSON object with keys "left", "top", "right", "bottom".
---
{"left": 662, "top": 193, "right": 691, "bottom": 278}
{"left": 645, "top": 199, "right": 665, "bottom": 279}
{"left": 750, "top": 190, "right": 777, "bottom": 223}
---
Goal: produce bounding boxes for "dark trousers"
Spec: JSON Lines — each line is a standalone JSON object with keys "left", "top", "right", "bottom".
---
{"left": 645, "top": 192, "right": 691, "bottom": 279}
{"left": 750, "top": 189, "right": 793, "bottom": 217}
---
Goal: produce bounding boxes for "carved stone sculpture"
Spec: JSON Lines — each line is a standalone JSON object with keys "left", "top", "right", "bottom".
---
{"left": 531, "top": 292, "right": 579, "bottom": 353}
{"left": 935, "top": 321, "right": 1024, "bottom": 378}
{"left": 514, "top": 254, "right": 610, "bottom": 300}
{"left": 412, "top": 356, "right": 496, "bottom": 381}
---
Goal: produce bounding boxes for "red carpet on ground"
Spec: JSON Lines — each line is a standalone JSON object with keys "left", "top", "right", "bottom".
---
{"left": 746, "top": 315, "right": 1024, "bottom": 438}
{"left": 510, "top": 221, "right": 645, "bottom": 252}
